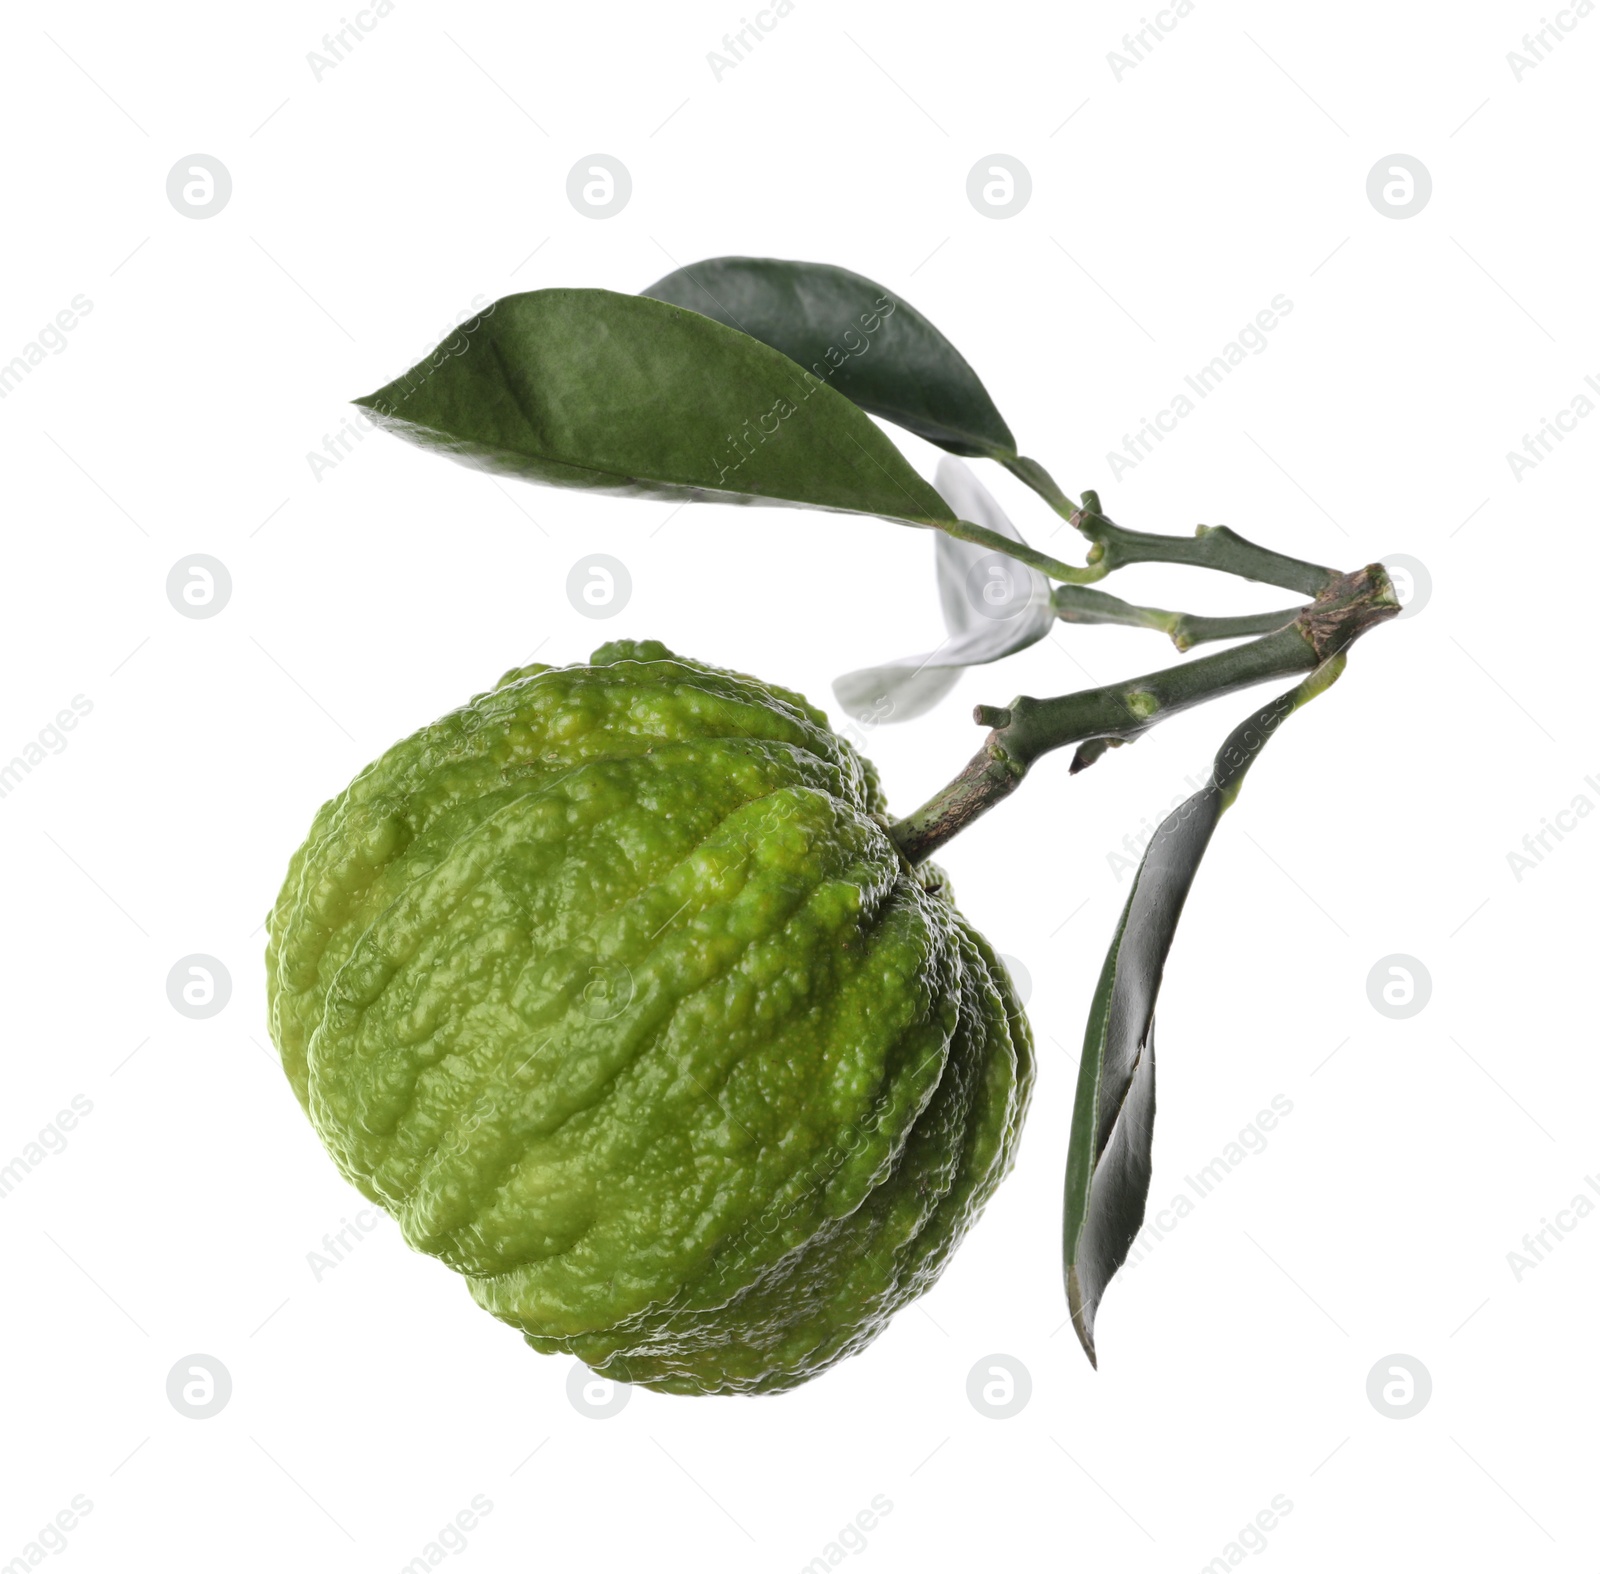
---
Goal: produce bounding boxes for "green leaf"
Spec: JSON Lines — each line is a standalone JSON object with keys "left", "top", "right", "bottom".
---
{"left": 641, "top": 256, "right": 1018, "bottom": 459}
{"left": 354, "top": 288, "right": 955, "bottom": 528}
{"left": 1063, "top": 656, "right": 1347, "bottom": 1366}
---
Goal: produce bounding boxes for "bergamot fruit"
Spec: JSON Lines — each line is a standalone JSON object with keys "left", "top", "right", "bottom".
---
{"left": 266, "top": 640, "right": 1033, "bottom": 1394}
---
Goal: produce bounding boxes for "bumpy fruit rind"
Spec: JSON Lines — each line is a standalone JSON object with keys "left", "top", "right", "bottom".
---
{"left": 266, "top": 640, "right": 1032, "bottom": 1394}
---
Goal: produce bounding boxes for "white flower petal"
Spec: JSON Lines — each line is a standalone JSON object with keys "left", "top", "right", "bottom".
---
{"left": 831, "top": 458, "right": 1055, "bottom": 725}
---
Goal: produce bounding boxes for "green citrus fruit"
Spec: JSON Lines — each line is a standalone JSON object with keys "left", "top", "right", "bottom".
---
{"left": 266, "top": 640, "right": 1033, "bottom": 1394}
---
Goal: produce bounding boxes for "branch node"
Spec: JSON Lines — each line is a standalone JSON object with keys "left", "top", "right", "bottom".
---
{"left": 1296, "top": 563, "right": 1402, "bottom": 660}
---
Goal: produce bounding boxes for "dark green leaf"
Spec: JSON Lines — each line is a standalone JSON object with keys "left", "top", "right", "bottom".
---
{"left": 1063, "top": 656, "right": 1347, "bottom": 1366}
{"left": 641, "top": 256, "right": 1017, "bottom": 459}
{"left": 354, "top": 288, "right": 954, "bottom": 528}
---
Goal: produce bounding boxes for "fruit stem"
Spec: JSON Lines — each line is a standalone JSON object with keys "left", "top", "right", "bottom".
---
{"left": 889, "top": 563, "right": 1399, "bottom": 864}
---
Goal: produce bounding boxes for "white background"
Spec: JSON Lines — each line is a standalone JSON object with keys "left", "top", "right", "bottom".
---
{"left": 2, "top": 1, "right": 1595, "bottom": 1569}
